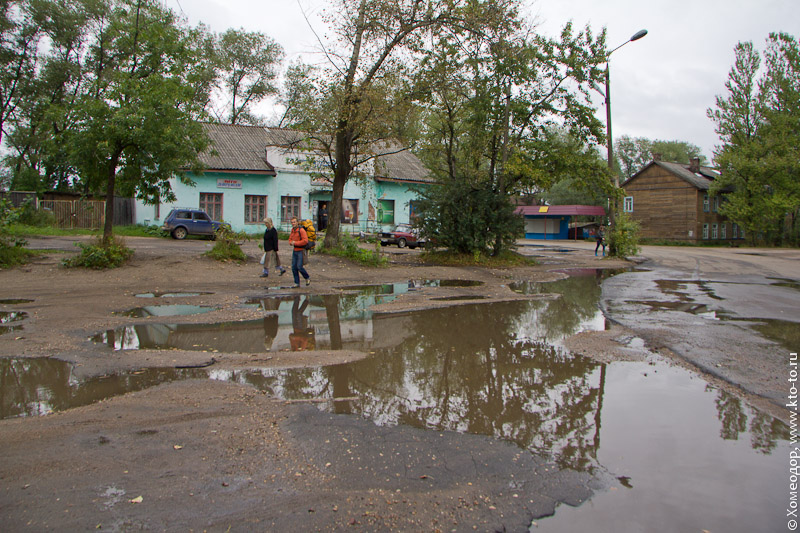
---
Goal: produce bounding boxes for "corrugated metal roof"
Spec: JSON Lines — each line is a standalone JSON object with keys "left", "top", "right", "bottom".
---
{"left": 199, "top": 123, "right": 275, "bottom": 174}
{"left": 198, "top": 123, "right": 431, "bottom": 183}
{"left": 624, "top": 160, "right": 721, "bottom": 190}
{"left": 515, "top": 205, "right": 606, "bottom": 216}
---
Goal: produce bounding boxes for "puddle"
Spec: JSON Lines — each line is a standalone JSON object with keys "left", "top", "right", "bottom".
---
{"left": 341, "top": 279, "right": 483, "bottom": 293}
{"left": 114, "top": 305, "right": 217, "bottom": 318}
{"left": 749, "top": 318, "right": 800, "bottom": 353}
{"left": 768, "top": 277, "right": 800, "bottom": 291}
{"left": 0, "top": 311, "right": 28, "bottom": 335}
{"left": 134, "top": 291, "right": 212, "bottom": 298}
{"left": 0, "top": 299, "right": 34, "bottom": 304}
{"left": 0, "top": 358, "right": 202, "bottom": 419}
{"left": 625, "top": 300, "right": 719, "bottom": 319}
{"left": 7, "top": 274, "right": 792, "bottom": 530}
{"left": 431, "top": 295, "right": 488, "bottom": 301}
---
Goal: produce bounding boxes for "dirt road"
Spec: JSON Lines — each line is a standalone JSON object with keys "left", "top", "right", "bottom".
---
{"left": 0, "top": 236, "right": 794, "bottom": 531}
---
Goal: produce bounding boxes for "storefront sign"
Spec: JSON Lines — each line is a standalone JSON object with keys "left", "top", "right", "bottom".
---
{"left": 217, "top": 178, "right": 242, "bottom": 189}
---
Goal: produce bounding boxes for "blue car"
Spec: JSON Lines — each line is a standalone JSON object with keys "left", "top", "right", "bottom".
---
{"left": 162, "top": 208, "right": 229, "bottom": 240}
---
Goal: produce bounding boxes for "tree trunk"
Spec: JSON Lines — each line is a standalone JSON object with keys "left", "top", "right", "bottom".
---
{"left": 102, "top": 153, "right": 120, "bottom": 245}
{"left": 324, "top": 126, "right": 353, "bottom": 248}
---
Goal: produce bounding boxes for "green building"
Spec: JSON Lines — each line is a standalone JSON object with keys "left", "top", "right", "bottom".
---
{"left": 135, "top": 123, "right": 433, "bottom": 233}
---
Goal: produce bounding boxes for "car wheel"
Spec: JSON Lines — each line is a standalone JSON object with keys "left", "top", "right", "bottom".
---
{"left": 397, "top": 238, "right": 407, "bottom": 248}
{"left": 172, "top": 227, "right": 188, "bottom": 240}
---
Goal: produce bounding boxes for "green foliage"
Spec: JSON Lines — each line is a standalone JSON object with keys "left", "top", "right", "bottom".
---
{"left": 204, "top": 226, "right": 247, "bottom": 263}
{"left": 414, "top": 180, "right": 523, "bottom": 257}
{"left": 708, "top": 33, "right": 800, "bottom": 245}
{"left": 608, "top": 213, "right": 640, "bottom": 258}
{"left": 615, "top": 135, "right": 707, "bottom": 180}
{"left": 0, "top": 199, "right": 36, "bottom": 267}
{"left": 317, "top": 234, "right": 387, "bottom": 267}
{"left": 214, "top": 28, "right": 284, "bottom": 125}
{"left": 62, "top": 236, "right": 133, "bottom": 269}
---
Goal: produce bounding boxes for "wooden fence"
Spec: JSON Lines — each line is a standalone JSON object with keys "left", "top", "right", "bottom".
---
{"left": 40, "top": 199, "right": 106, "bottom": 229}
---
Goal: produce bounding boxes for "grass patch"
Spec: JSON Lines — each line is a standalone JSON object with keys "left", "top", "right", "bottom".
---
{"left": 0, "top": 242, "right": 40, "bottom": 268}
{"left": 420, "top": 248, "right": 536, "bottom": 267}
{"left": 62, "top": 236, "right": 134, "bottom": 269}
{"left": 8, "top": 223, "right": 167, "bottom": 238}
{"left": 316, "top": 234, "right": 387, "bottom": 267}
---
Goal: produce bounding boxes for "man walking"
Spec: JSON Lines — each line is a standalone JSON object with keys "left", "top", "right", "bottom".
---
{"left": 288, "top": 217, "right": 311, "bottom": 287}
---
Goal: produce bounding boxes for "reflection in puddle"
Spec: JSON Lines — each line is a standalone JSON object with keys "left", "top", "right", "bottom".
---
{"left": 7, "top": 273, "right": 792, "bottom": 530}
{"left": 431, "top": 295, "right": 488, "bottom": 301}
{"left": 0, "top": 299, "right": 34, "bottom": 304}
{"left": 114, "top": 305, "right": 217, "bottom": 318}
{"left": 626, "top": 300, "right": 719, "bottom": 319}
{"left": 134, "top": 292, "right": 212, "bottom": 298}
{"left": 0, "top": 311, "right": 27, "bottom": 335}
{"left": 750, "top": 319, "right": 800, "bottom": 353}
{"left": 0, "top": 358, "right": 202, "bottom": 419}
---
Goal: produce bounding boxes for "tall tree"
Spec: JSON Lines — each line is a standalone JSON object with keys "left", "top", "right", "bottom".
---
{"left": 213, "top": 28, "right": 283, "bottom": 125}
{"left": 64, "top": 0, "right": 213, "bottom": 243}
{"left": 283, "top": 0, "right": 471, "bottom": 248}
{"left": 414, "top": 4, "right": 609, "bottom": 254}
{"left": 707, "top": 33, "right": 800, "bottom": 244}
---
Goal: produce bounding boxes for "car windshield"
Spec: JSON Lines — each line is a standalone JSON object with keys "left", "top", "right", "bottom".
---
{"left": 395, "top": 224, "right": 412, "bottom": 232}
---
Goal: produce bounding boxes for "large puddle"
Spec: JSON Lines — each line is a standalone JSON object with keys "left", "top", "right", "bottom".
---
{"left": 1, "top": 271, "right": 790, "bottom": 531}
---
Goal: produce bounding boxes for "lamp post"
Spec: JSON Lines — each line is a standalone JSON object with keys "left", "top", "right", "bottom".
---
{"left": 604, "top": 29, "right": 647, "bottom": 244}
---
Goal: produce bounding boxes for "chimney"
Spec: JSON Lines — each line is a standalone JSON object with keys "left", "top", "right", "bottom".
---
{"left": 689, "top": 157, "right": 700, "bottom": 173}
{"left": 653, "top": 153, "right": 662, "bottom": 161}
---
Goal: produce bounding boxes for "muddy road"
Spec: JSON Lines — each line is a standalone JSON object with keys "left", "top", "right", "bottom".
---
{"left": 0, "top": 236, "right": 795, "bottom": 532}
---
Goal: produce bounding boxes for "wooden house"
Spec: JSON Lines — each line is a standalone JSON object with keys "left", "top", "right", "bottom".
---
{"left": 621, "top": 156, "right": 744, "bottom": 242}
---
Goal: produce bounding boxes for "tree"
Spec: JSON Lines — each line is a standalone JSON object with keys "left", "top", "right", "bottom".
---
{"left": 707, "top": 33, "right": 800, "bottom": 244}
{"left": 614, "top": 135, "right": 707, "bottom": 181}
{"left": 282, "top": 0, "right": 471, "bottom": 249}
{"left": 63, "top": 0, "right": 213, "bottom": 243}
{"left": 414, "top": 5, "right": 609, "bottom": 255}
{"left": 212, "top": 28, "right": 283, "bottom": 125}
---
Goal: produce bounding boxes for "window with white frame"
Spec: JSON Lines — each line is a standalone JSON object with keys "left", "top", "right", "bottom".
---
{"left": 245, "top": 195, "right": 267, "bottom": 224}
{"left": 703, "top": 194, "right": 710, "bottom": 212}
{"left": 703, "top": 224, "right": 709, "bottom": 240}
{"left": 733, "top": 223, "right": 739, "bottom": 239}
{"left": 712, "top": 223, "right": 718, "bottom": 239}
{"left": 721, "top": 223, "right": 727, "bottom": 240}
{"left": 623, "top": 196, "right": 633, "bottom": 213}
{"left": 713, "top": 196, "right": 720, "bottom": 212}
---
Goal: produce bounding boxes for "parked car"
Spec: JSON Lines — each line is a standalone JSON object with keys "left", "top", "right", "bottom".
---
{"left": 379, "top": 223, "right": 425, "bottom": 249}
{"left": 161, "top": 208, "right": 229, "bottom": 239}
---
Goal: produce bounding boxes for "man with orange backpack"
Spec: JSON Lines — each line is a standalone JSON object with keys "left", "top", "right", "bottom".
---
{"left": 288, "top": 217, "right": 311, "bottom": 287}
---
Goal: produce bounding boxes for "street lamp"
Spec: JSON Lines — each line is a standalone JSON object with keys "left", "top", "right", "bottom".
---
{"left": 603, "top": 29, "right": 647, "bottom": 241}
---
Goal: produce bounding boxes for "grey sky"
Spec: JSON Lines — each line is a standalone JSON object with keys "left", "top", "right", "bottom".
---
{"left": 166, "top": 0, "right": 800, "bottom": 162}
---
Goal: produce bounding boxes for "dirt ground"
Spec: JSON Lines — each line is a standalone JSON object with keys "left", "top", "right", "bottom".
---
{"left": 0, "top": 236, "right": 785, "bottom": 531}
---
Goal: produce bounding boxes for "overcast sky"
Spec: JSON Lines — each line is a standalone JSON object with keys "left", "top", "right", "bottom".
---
{"left": 164, "top": 0, "right": 800, "bottom": 162}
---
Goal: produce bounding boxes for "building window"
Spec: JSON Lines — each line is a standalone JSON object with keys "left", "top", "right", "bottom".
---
{"left": 712, "top": 223, "right": 718, "bottom": 239}
{"left": 713, "top": 196, "right": 719, "bottom": 212}
{"left": 245, "top": 195, "right": 267, "bottom": 224}
{"left": 378, "top": 199, "right": 395, "bottom": 224}
{"left": 703, "top": 194, "right": 710, "bottom": 212}
{"left": 702, "top": 224, "right": 709, "bottom": 240}
{"left": 721, "top": 223, "right": 727, "bottom": 240}
{"left": 623, "top": 196, "right": 633, "bottom": 213}
{"left": 342, "top": 199, "right": 359, "bottom": 224}
{"left": 732, "top": 223, "right": 739, "bottom": 239}
{"left": 409, "top": 200, "right": 419, "bottom": 220}
{"left": 281, "top": 196, "right": 301, "bottom": 223}
{"left": 200, "top": 192, "right": 223, "bottom": 221}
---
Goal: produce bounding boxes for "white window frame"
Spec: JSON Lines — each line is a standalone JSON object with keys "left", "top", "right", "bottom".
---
{"left": 623, "top": 196, "right": 633, "bottom": 213}
{"left": 702, "top": 224, "right": 709, "bottom": 240}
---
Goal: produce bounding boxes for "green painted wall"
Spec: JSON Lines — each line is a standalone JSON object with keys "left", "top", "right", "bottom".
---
{"left": 135, "top": 170, "right": 427, "bottom": 234}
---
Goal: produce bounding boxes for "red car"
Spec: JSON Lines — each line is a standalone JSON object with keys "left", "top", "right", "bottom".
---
{"left": 379, "top": 224, "right": 426, "bottom": 249}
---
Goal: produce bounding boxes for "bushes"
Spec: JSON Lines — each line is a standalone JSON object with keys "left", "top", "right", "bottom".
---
{"left": 317, "top": 233, "right": 387, "bottom": 267}
{"left": 62, "top": 236, "right": 134, "bottom": 269}
{"left": 204, "top": 226, "right": 248, "bottom": 263}
{"left": 608, "top": 213, "right": 640, "bottom": 258}
{"left": 0, "top": 199, "right": 37, "bottom": 268}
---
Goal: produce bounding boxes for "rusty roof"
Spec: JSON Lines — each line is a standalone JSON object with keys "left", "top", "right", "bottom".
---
{"left": 624, "top": 160, "right": 721, "bottom": 190}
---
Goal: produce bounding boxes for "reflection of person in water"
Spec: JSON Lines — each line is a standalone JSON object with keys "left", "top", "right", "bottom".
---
{"left": 262, "top": 313, "right": 278, "bottom": 351}
{"left": 289, "top": 296, "right": 315, "bottom": 351}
